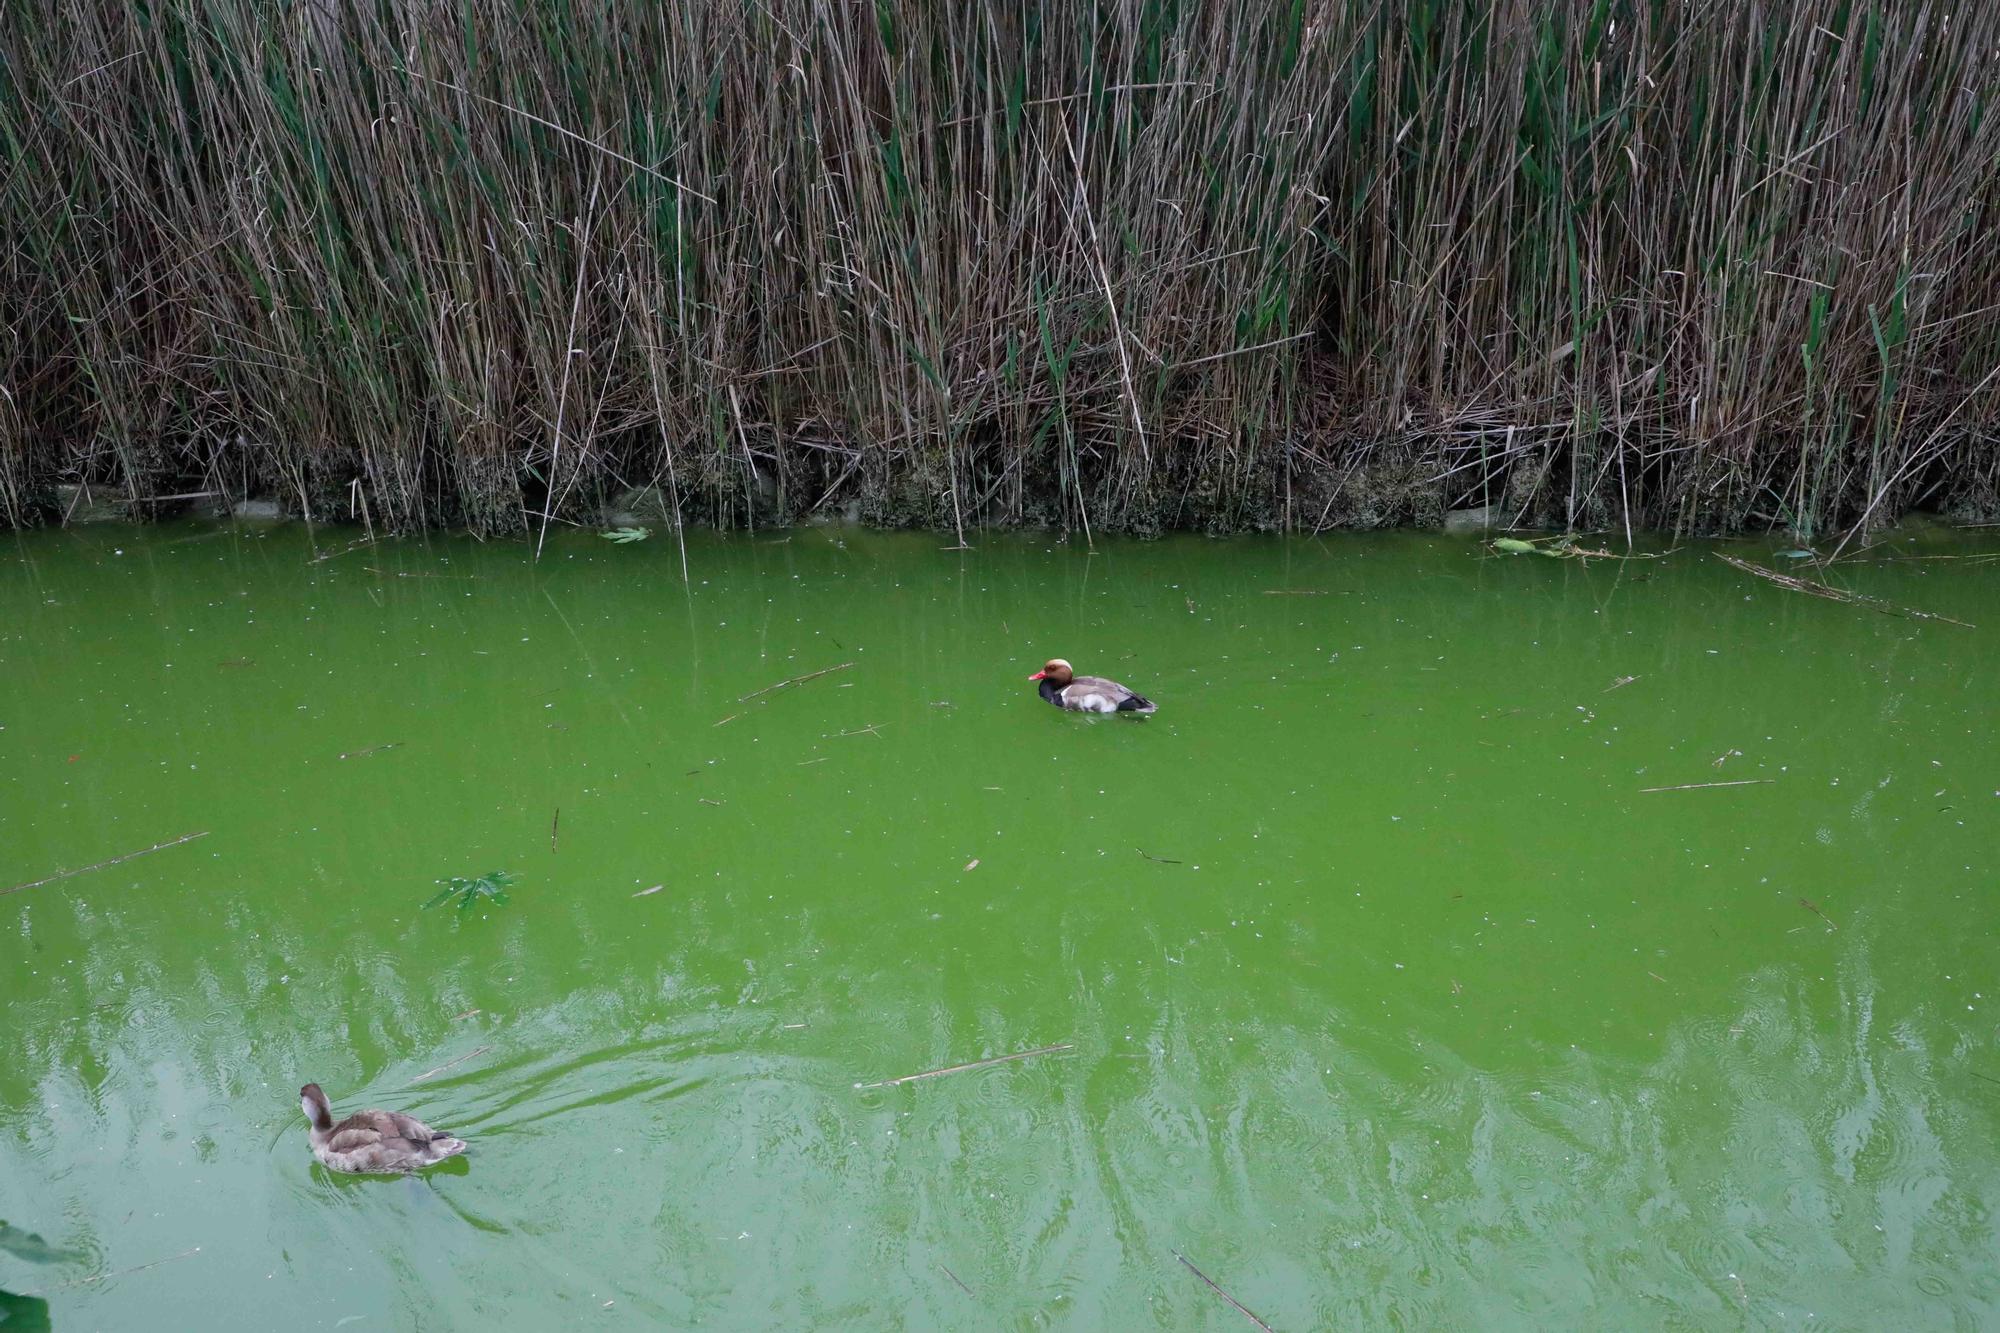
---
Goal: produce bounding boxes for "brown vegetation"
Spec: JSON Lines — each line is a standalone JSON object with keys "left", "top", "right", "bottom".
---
{"left": 2, "top": 1, "right": 1996, "bottom": 537}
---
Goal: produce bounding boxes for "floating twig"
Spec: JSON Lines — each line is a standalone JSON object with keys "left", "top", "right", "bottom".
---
{"left": 738, "top": 661, "right": 855, "bottom": 702}
{"left": 834, "top": 724, "right": 886, "bottom": 739}
{"left": 964, "top": 859, "right": 980, "bottom": 871}
{"left": 799, "top": 756, "right": 828, "bottom": 766}
{"left": 941, "top": 1264, "right": 974, "bottom": 1296}
{"left": 856, "top": 1042, "right": 1075, "bottom": 1089}
{"left": 1872, "top": 552, "right": 2000, "bottom": 563}
{"left": 1715, "top": 553, "right": 1976, "bottom": 628}
{"left": 1138, "top": 849, "right": 1184, "bottom": 864}
{"left": 1262, "top": 589, "right": 1326, "bottom": 596}
{"left": 452, "top": 1008, "right": 481, "bottom": 1021}
{"left": 21, "top": 1245, "right": 203, "bottom": 1295}
{"left": 1173, "top": 1251, "right": 1274, "bottom": 1332}
{"left": 550, "top": 807, "right": 560, "bottom": 854}
{"left": 633, "top": 884, "right": 664, "bottom": 897}
{"left": 1638, "top": 779, "right": 1773, "bottom": 793}
{"left": 3, "top": 831, "right": 210, "bottom": 897}
{"left": 361, "top": 566, "right": 483, "bottom": 580}
{"left": 1603, "top": 675, "right": 1639, "bottom": 692}
{"left": 411, "top": 1045, "right": 491, "bottom": 1084}
{"left": 338, "top": 742, "right": 403, "bottom": 760}
{"left": 1798, "top": 897, "right": 1838, "bottom": 930}
{"left": 713, "top": 713, "right": 743, "bottom": 727}
{"left": 698, "top": 798, "right": 724, "bottom": 807}
{"left": 307, "top": 536, "right": 375, "bottom": 564}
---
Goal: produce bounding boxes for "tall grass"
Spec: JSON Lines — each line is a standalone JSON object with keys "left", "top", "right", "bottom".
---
{"left": 2, "top": 0, "right": 1996, "bottom": 537}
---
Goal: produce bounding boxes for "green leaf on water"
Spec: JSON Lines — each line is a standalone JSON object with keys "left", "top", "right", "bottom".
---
{"left": 600, "top": 527, "right": 650, "bottom": 543}
{"left": 425, "top": 870, "right": 517, "bottom": 913}
{"left": 1492, "top": 537, "right": 1540, "bottom": 554}
{"left": 0, "top": 1218, "right": 86, "bottom": 1265}
{"left": 1777, "top": 548, "right": 1817, "bottom": 560}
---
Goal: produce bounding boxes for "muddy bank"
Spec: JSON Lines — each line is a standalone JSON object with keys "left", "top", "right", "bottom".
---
{"left": 22, "top": 436, "right": 1999, "bottom": 542}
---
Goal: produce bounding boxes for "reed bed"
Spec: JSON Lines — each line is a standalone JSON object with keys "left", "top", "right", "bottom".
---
{"left": 3, "top": 0, "right": 1997, "bottom": 537}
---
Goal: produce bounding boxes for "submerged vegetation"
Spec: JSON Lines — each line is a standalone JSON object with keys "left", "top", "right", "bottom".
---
{"left": 2, "top": 0, "right": 1996, "bottom": 538}
{"left": 423, "top": 870, "right": 517, "bottom": 916}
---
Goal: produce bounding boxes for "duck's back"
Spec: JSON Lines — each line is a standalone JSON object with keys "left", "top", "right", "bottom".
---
{"left": 316, "top": 1108, "right": 466, "bottom": 1173}
{"left": 1064, "top": 675, "right": 1155, "bottom": 714}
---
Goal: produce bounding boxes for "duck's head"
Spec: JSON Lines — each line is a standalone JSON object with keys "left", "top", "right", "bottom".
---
{"left": 299, "top": 1083, "right": 333, "bottom": 1129}
{"left": 1029, "top": 658, "right": 1074, "bottom": 686}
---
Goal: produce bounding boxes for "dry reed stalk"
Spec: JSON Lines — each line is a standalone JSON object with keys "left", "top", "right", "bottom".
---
{"left": 1715, "top": 553, "right": 1977, "bottom": 627}
{"left": 856, "top": 1042, "right": 1075, "bottom": 1088}
{"left": 2, "top": 831, "right": 210, "bottom": 896}
{"left": 1173, "top": 1250, "right": 1275, "bottom": 1331}
{"left": 737, "top": 661, "right": 856, "bottom": 701}
{"left": 410, "top": 1046, "right": 491, "bottom": 1084}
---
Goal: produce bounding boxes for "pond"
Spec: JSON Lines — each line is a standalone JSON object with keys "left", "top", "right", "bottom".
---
{"left": 2, "top": 521, "right": 1996, "bottom": 1327}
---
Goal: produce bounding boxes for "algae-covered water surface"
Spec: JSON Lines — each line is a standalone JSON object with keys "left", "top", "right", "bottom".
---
{"left": 3, "top": 523, "right": 1997, "bottom": 1327}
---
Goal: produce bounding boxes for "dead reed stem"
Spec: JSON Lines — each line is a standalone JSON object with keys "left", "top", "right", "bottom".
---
{"left": 1173, "top": 1250, "right": 1275, "bottom": 1332}
{"left": 856, "top": 1042, "right": 1075, "bottom": 1089}
{"left": 410, "top": 1046, "right": 491, "bottom": 1084}
{"left": 737, "top": 662, "right": 855, "bottom": 702}
{"left": 1714, "top": 554, "right": 1977, "bottom": 628}
{"left": 2, "top": 831, "right": 210, "bottom": 896}
{"left": 20, "top": 1246, "right": 203, "bottom": 1296}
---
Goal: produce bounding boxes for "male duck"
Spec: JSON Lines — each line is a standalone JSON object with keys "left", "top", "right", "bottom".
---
{"left": 299, "top": 1083, "right": 467, "bottom": 1174}
{"left": 1029, "top": 658, "right": 1156, "bottom": 714}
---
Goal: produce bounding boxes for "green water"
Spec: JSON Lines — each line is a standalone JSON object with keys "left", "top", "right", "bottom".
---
{"left": 3, "top": 522, "right": 1997, "bottom": 1328}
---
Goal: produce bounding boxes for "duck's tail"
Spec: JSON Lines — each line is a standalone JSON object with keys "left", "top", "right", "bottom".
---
{"left": 1117, "top": 694, "right": 1156, "bottom": 715}
{"left": 426, "top": 1136, "right": 468, "bottom": 1162}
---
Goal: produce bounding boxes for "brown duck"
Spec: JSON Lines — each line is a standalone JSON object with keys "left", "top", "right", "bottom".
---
{"left": 1029, "top": 658, "right": 1156, "bottom": 715}
{"left": 299, "top": 1083, "right": 467, "bottom": 1174}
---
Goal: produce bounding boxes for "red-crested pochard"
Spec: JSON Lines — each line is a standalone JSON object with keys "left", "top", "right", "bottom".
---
{"left": 1029, "top": 658, "right": 1157, "bottom": 715}
{"left": 299, "top": 1083, "right": 467, "bottom": 1174}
